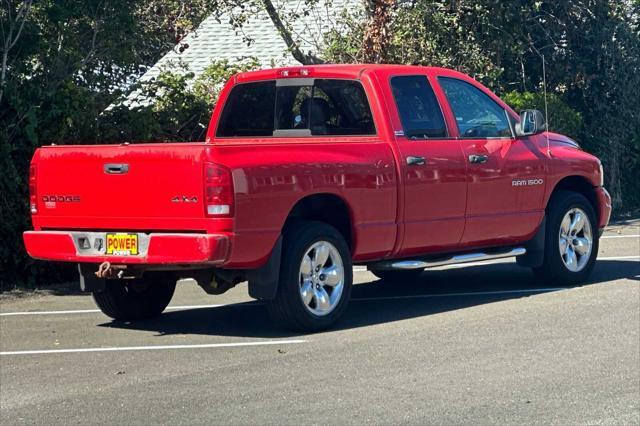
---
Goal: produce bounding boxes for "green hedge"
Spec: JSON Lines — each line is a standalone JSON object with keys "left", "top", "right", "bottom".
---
{"left": 502, "top": 91, "right": 583, "bottom": 139}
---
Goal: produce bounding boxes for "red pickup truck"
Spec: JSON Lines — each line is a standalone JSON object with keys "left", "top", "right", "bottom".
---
{"left": 24, "top": 65, "right": 612, "bottom": 330}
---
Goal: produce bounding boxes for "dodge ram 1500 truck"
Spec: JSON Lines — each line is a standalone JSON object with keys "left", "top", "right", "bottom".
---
{"left": 24, "top": 65, "right": 612, "bottom": 330}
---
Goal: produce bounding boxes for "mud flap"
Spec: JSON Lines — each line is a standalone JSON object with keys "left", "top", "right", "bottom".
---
{"left": 516, "top": 215, "right": 546, "bottom": 268}
{"left": 78, "top": 264, "right": 105, "bottom": 292}
{"left": 247, "top": 236, "right": 282, "bottom": 300}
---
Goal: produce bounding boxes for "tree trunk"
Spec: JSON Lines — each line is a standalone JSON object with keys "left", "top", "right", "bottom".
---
{"left": 607, "top": 142, "right": 624, "bottom": 211}
{"left": 361, "top": 0, "right": 395, "bottom": 63}
{"left": 260, "top": 0, "right": 324, "bottom": 65}
{"left": 0, "top": 0, "right": 34, "bottom": 105}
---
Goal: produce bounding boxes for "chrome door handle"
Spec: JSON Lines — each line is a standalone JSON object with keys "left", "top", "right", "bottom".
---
{"left": 104, "top": 163, "right": 129, "bottom": 174}
{"left": 468, "top": 154, "right": 488, "bottom": 164}
{"left": 406, "top": 156, "right": 426, "bottom": 166}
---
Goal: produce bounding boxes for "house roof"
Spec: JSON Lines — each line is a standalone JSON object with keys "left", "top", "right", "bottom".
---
{"left": 138, "top": 0, "right": 360, "bottom": 84}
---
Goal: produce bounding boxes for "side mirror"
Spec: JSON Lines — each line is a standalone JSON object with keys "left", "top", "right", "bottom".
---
{"left": 515, "top": 109, "right": 546, "bottom": 137}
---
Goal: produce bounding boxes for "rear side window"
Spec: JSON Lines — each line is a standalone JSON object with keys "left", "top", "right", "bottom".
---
{"left": 438, "top": 77, "right": 512, "bottom": 138}
{"left": 216, "top": 79, "right": 375, "bottom": 137}
{"left": 390, "top": 75, "right": 447, "bottom": 139}
{"left": 314, "top": 80, "right": 375, "bottom": 135}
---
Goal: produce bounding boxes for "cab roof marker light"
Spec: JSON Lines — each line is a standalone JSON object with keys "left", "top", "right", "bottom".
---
{"left": 279, "top": 69, "right": 311, "bottom": 78}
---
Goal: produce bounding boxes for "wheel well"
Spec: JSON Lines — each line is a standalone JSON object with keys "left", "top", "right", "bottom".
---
{"left": 549, "top": 176, "right": 599, "bottom": 221}
{"left": 284, "top": 194, "right": 354, "bottom": 250}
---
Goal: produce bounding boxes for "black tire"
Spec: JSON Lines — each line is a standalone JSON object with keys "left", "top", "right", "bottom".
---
{"left": 92, "top": 272, "right": 176, "bottom": 320}
{"left": 266, "top": 221, "right": 353, "bottom": 332}
{"left": 533, "top": 191, "right": 599, "bottom": 285}
{"left": 369, "top": 269, "right": 424, "bottom": 282}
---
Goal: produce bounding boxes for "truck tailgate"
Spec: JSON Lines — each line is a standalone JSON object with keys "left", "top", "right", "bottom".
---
{"left": 32, "top": 143, "right": 209, "bottom": 231}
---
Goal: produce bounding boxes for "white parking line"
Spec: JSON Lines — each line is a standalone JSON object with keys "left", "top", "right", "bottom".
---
{"left": 0, "top": 308, "right": 102, "bottom": 316}
{"left": 597, "top": 255, "right": 639, "bottom": 260}
{"left": 0, "top": 303, "right": 231, "bottom": 317}
{"left": 0, "top": 289, "right": 566, "bottom": 317}
{"left": 1, "top": 255, "right": 636, "bottom": 318}
{"left": 0, "top": 339, "right": 307, "bottom": 356}
{"left": 600, "top": 234, "right": 639, "bottom": 239}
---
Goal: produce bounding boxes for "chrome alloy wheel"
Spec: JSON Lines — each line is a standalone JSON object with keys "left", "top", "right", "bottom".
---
{"left": 298, "top": 241, "right": 345, "bottom": 316}
{"left": 558, "top": 207, "right": 593, "bottom": 272}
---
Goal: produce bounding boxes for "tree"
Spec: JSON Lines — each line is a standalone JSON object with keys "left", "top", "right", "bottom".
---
{"left": 260, "top": 0, "right": 324, "bottom": 64}
{"left": 0, "top": 0, "right": 229, "bottom": 289}
{"left": 0, "top": 0, "right": 33, "bottom": 104}
{"left": 361, "top": 0, "right": 395, "bottom": 63}
{"left": 324, "top": 0, "right": 640, "bottom": 210}
{"left": 2, "top": 0, "right": 638, "bottom": 289}
{"left": 0, "top": 0, "right": 323, "bottom": 289}
{"left": 100, "top": 58, "right": 259, "bottom": 143}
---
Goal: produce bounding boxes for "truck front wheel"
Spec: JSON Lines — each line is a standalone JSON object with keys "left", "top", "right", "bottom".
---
{"left": 266, "top": 221, "right": 353, "bottom": 331}
{"left": 533, "top": 191, "right": 599, "bottom": 285}
{"left": 92, "top": 272, "right": 176, "bottom": 320}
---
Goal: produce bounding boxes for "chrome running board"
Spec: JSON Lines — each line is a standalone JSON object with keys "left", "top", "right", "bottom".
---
{"left": 372, "top": 247, "right": 526, "bottom": 270}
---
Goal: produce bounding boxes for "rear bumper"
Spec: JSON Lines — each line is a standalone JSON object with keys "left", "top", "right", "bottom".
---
{"left": 23, "top": 231, "right": 230, "bottom": 265}
{"left": 595, "top": 186, "right": 612, "bottom": 229}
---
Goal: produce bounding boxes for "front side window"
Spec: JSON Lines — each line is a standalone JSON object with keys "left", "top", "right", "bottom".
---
{"left": 216, "top": 79, "right": 375, "bottom": 138}
{"left": 438, "top": 77, "right": 512, "bottom": 138}
{"left": 390, "top": 75, "right": 447, "bottom": 139}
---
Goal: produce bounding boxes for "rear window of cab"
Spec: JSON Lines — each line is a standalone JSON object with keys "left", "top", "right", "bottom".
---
{"left": 216, "top": 79, "right": 376, "bottom": 137}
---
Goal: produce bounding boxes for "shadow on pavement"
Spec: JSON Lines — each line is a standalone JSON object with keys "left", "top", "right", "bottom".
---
{"left": 99, "top": 259, "right": 640, "bottom": 338}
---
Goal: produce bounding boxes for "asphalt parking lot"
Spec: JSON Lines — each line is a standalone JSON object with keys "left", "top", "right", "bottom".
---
{"left": 1, "top": 222, "right": 639, "bottom": 425}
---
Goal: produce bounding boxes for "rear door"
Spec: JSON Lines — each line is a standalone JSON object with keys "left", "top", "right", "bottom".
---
{"left": 436, "top": 76, "right": 545, "bottom": 245}
{"left": 381, "top": 73, "right": 467, "bottom": 257}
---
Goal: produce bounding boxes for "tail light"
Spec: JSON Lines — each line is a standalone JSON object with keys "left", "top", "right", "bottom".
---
{"left": 29, "top": 164, "right": 38, "bottom": 214}
{"left": 204, "top": 163, "right": 234, "bottom": 217}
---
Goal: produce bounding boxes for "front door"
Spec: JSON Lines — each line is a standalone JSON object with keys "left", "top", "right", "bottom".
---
{"left": 436, "top": 77, "right": 546, "bottom": 246}
{"left": 383, "top": 74, "right": 467, "bottom": 257}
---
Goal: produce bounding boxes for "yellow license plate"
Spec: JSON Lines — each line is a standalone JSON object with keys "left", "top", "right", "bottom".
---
{"left": 106, "top": 233, "right": 139, "bottom": 255}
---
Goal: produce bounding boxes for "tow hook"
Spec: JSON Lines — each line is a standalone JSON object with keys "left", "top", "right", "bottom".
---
{"left": 95, "top": 261, "right": 127, "bottom": 279}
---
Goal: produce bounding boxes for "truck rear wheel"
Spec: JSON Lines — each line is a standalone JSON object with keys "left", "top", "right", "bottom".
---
{"left": 92, "top": 272, "right": 176, "bottom": 320}
{"left": 533, "top": 191, "right": 599, "bottom": 285}
{"left": 266, "top": 221, "right": 353, "bottom": 331}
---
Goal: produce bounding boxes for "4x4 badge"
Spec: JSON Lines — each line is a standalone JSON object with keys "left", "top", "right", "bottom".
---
{"left": 171, "top": 196, "right": 198, "bottom": 203}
